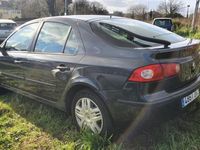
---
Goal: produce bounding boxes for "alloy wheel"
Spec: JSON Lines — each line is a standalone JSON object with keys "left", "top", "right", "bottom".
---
{"left": 75, "top": 98, "right": 103, "bottom": 133}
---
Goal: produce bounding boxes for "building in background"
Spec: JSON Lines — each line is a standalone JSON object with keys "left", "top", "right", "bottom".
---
{"left": 0, "top": 0, "right": 21, "bottom": 19}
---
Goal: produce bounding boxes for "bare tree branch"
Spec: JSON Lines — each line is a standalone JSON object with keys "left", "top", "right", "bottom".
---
{"left": 46, "top": 0, "right": 56, "bottom": 16}
{"left": 158, "top": 0, "right": 183, "bottom": 17}
{"left": 128, "top": 4, "right": 147, "bottom": 20}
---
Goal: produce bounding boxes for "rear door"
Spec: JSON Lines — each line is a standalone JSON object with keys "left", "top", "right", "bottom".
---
{"left": 24, "top": 21, "right": 84, "bottom": 102}
{"left": 0, "top": 22, "right": 39, "bottom": 90}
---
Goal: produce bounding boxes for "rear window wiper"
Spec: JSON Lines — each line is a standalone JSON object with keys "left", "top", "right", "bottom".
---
{"left": 132, "top": 32, "right": 171, "bottom": 48}
{"left": 100, "top": 23, "right": 171, "bottom": 48}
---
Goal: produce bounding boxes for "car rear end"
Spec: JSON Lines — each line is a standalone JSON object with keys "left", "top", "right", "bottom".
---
{"left": 0, "top": 20, "right": 17, "bottom": 42}
{"left": 114, "top": 39, "right": 200, "bottom": 126}
{"left": 126, "top": 39, "right": 200, "bottom": 107}
{"left": 89, "top": 17, "right": 200, "bottom": 123}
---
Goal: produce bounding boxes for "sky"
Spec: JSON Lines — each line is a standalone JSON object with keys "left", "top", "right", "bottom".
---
{"left": 87, "top": 0, "right": 198, "bottom": 16}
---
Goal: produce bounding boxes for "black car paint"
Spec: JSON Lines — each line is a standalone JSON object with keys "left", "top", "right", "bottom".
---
{"left": 0, "top": 16, "right": 200, "bottom": 125}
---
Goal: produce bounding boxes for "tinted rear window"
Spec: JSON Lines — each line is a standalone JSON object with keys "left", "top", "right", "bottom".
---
{"left": 0, "top": 23, "right": 16, "bottom": 30}
{"left": 91, "top": 18, "right": 185, "bottom": 48}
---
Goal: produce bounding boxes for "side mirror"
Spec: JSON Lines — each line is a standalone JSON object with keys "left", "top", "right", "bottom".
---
{"left": 0, "top": 45, "right": 3, "bottom": 52}
{"left": 0, "top": 41, "right": 8, "bottom": 56}
{"left": 0, "top": 40, "right": 7, "bottom": 50}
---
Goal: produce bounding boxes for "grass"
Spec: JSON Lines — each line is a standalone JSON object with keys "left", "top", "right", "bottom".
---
{"left": 0, "top": 93, "right": 122, "bottom": 150}
{"left": 0, "top": 93, "right": 200, "bottom": 150}
{"left": 130, "top": 102, "right": 200, "bottom": 150}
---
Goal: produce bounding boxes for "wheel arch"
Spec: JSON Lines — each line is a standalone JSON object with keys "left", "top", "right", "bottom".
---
{"left": 65, "top": 82, "right": 98, "bottom": 114}
{"left": 64, "top": 79, "right": 113, "bottom": 125}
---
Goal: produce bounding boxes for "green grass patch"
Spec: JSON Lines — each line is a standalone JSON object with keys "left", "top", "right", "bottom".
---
{"left": 0, "top": 94, "right": 120, "bottom": 150}
{"left": 0, "top": 93, "right": 200, "bottom": 149}
{"left": 175, "top": 27, "right": 200, "bottom": 39}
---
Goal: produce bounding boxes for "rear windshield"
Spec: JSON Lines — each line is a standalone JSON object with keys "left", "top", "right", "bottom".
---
{"left": 91, "top": 18, "right": 185, "bottom": 48}
{"left": 0, "top": 23, "right": 16, "bottom": 30}
{"left": 154, "top": 19, "right": 172, "bottom": 27}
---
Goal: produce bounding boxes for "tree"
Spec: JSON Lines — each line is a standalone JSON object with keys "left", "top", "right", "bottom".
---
{"left": 46, "top": 0, "right": 56, "bottom": 16}
{"left": 55, "top": 0, "right": 65, "bottom": 15}
{"left": 69, "top": 0, "right": 108, "bottom": 15}
{"left": 113, "top": 11, "right": 124, "bottom": 17}
{"left": 192, "top": 0, "right": 200, "bottom": 31}
{"left": 128, "top": 4, "right": 147, "bottom": 20}
{"left": 90, "top": 1, "right": 108, "bottom": 15}
{"left": 157, "top": 0, "right": 183, "bottom": 17}
{"left": 148, "top": 10, "right": 162, "bottom": 19}
{"left": 47, "top": 0, "right": 72, "bottom": 16}
{"left": 15, "top": 0, "right": 63, "bottom": 17}
{"left": 69, "top": 0, "right": 90, "bottom": 15}
{"left": 5, "top": 0, "right": 24, "bottom": 10}
{"left": 10, "top": 0, "right": 49, "bottom": 18}
{"left": 11, "top": 0, "right": 49, "bottom": 18}
{"left": 8, "top": 0, "right": 108, "bottom": 18}
{"left": 31, "top": 0, "right": 49, "bottom": 18}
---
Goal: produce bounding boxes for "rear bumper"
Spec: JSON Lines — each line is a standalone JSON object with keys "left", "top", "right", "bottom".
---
{"left": 104, "top": 76, "right": 200, "bottom": 124}
{"left": 118, "top": 76, "right": 200, "bottom": 106}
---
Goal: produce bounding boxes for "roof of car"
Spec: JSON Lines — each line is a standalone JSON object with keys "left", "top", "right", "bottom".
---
{"left": 0, "top": 19, "right": 16, "bottom": 23}
{"left": 63, "top": 15, "right": 121, "bottom": 21}
{"left": 37, "top": 15, "right": 123, "bottom": 23}
{"left": 24, "top": 15, "right": 126, "bottom": 26}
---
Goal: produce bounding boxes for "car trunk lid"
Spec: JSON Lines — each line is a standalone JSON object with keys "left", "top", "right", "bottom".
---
{"left": 156, "top": 39, "right": 200, "bottom": 86}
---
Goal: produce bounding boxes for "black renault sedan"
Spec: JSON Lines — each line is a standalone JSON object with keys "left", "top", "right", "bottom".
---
{"left": 0, "top": 15, "right": 199, "bottom": 135}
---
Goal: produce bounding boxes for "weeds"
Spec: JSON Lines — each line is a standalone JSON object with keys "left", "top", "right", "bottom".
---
{"left": 1, "top": 93, "right": 200, "bottom": 150}
{"left": 175, "top": 26, "right": 200, "bottom": 39}
{"left": 0, "top": 94, "right": 122, "bottom": 150}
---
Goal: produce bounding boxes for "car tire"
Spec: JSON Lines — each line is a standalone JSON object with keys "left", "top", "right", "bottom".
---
{"left": 71, "top": 89, "right": 113, "bottom": 136}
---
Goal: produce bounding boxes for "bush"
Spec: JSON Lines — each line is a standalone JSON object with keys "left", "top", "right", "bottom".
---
{"left": 175, "top": 27, "right": 191, "bottom": 37}
{"left": 193, "top": 32, "right": 200, "bottom": 39}
{"left": 175, "top": 25, "right": 200, "bottom": 39}
{"left": 173, "top": 20, "right": 182, "bottom": 30}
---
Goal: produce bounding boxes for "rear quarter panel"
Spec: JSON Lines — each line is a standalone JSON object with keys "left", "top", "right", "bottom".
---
{"left": 76, "top": 20, "right": 161, "bottom": 91}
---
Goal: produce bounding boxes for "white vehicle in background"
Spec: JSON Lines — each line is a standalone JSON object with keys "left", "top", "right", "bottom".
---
{"left": 152, "top": 18, "right": 174, "bottom": 31}
{"left": 0, "top": 19, "right": 17, "bottom": 42}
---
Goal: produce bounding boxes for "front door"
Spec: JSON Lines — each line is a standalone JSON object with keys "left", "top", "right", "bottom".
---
{"left": 0, "top": 23, "right": 39, "bottom": 90}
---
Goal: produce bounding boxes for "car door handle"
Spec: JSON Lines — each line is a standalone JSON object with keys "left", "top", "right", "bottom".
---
{"left": 56, "top": 65, "right": 71, "bottom": 72}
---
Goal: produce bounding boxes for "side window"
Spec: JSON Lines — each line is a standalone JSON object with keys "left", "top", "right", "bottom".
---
{"left": 64, "top": 30, "right": 79, "bottom": 55}
{"left": 35, "top": 22, "right": 70, "bottom": 53}
{"left": 5, "top": 23, "right": 39, "bottom": 51}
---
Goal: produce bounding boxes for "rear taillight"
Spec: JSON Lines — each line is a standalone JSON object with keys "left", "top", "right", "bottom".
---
{"left": 128, "top": 64, "right": 180, "bottom": 82}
